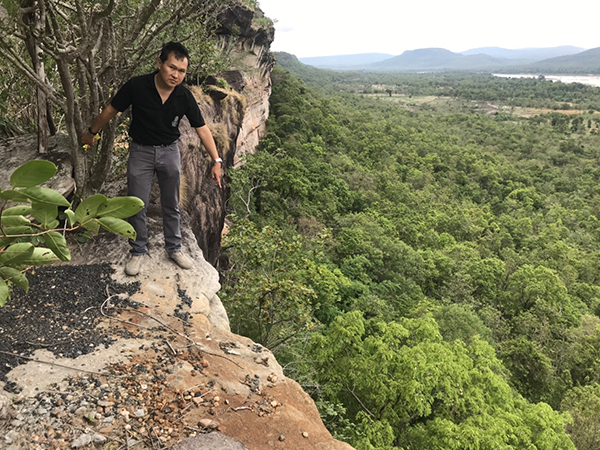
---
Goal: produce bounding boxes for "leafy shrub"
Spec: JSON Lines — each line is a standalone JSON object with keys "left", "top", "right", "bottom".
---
{"left": 0, "top": 160, "right": 143, "bottom": 305}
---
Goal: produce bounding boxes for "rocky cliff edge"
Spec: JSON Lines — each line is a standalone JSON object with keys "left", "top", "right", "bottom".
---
{"left": 0, "top": 212, "right": 353, "bottom": 450}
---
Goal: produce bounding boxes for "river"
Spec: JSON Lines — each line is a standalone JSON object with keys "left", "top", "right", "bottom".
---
{"left": 493, "top": 74, "right": 600, "bottom": 88}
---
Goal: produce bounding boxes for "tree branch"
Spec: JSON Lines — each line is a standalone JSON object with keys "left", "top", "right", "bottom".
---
{"left": 345, "top": 386, "right": 376, "bottom": 419}
{"left": 0, "top": 43, "right": 65, "bottom": 109}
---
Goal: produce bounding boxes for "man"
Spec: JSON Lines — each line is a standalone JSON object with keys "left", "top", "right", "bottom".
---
{"left": 81, "top": 42, "right": 222, "bottom": 276}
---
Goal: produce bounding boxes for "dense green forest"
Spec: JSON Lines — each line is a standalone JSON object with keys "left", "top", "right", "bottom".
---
{"left": 221, "top": 59, "right": 600, "bottom": 449}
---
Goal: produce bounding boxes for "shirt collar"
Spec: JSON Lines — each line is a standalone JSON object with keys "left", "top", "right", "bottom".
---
{"left": 147, "top": 71, "right": 185, "bottom": 96}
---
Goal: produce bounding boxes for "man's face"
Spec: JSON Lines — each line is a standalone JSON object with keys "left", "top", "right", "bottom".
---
{"left": 157, "top": 53, "right": 188, "bottom": 88}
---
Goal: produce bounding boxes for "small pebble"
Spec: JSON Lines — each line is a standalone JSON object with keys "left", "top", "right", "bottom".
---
{"left": 71, "top": 434, "right": 92, "bottom": 448}
{"left": 198, "top": 418, "right": 218, "bottom": 429}
{"left": 4, "top": 430, "right": 19, "bottom": 444}
{"left": 92, "top": 434, "right": 107, "bottom": 444}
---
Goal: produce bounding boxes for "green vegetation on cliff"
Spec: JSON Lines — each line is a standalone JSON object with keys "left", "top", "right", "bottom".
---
{"left": 222, "top": 62, "right": 600, "bottom": 448}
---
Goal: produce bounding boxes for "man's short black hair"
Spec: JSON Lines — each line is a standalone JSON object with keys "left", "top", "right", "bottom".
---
{"left": 159, "top": 42, "right": 190, "bottom": 63}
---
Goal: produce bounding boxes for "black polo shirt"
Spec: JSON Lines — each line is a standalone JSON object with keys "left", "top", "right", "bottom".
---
{"left": 111, "top": 72, "right": 205, "bottom": 145}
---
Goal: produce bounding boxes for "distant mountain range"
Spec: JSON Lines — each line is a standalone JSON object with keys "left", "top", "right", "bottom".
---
{"left": 461, "top": 46, "right": 584, "bottom": 61}
{"left": 371, "top": 48, "right": 506, "bottom": 71}
{"left": 299, "top": 53, "right": 394, "bottom": 69}
{"left": 506, "top": 47, "right": 600, "bottom": 74}
{"left": 297, "top": 46, "right": 600, "bottom": 74}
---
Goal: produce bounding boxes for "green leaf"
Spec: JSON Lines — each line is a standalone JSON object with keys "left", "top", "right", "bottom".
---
{"left": 0, "top": 215, "right": 31, "bottom": 227}
{"left": 0, "top": 243, "right": 35, "bottom": 266}
{"left": 97, "top": 196, "right": 144, "bottom": 219}
{"left": 43, "top": 231, "right": 71, "bottom": 262}
{"left": 0, "top": 190, "right": 30, "bottom": 202}
{"left": 0, "top": 267, "right": 28, "bottom": 293}
{"left": 21, "top": 187, "right": 70, "bottom": 207}
{"left": 32, "top": 202, "right": 58, "bottom": 228}
{"left": 10, "top": 160, "right": 57, "bottom": 188}
{"left": 2, "top": 226, "right": 35, "bottom": 236}
{"left": 75, "top": 230, "right": 93, "bottom": 243}
{"left": 74, "top": 194, "right": 108, "bottom": 224}
{"left": 2, "top": 206, "right": 33, "bottom": 216}
{"left": 97, "top": 217, "right": 137, "bottom": 239}
{"left": 17, "top": 247, "right": 59, "bottom": 266}
{"left": 64, "top": 209, "right": 75, "bottom": 227}
{"left": 0, "top": 278, "right": 8, "bottom": 307}
{"left": 82, "top": 219, "right": 100, "bottom": 233}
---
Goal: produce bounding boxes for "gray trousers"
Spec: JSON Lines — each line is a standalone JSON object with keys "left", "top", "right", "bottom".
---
{"left": 127, "top": 141, "right": 181, "bottom": 255}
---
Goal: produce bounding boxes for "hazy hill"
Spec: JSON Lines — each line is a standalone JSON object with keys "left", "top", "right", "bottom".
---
{"left": 299, "top": 53, "right": 393, "bottom": 68}
{"left": 370, "top": 47, "right": 509, "bottom": 71}
{"left": 461, "top": 46, "right": 586, "bottom": 62}
{"left": 295, "top": 47, "right": 584, "bottom": 71}
{"left": 288, "top": 46, "right": 598, "bottom": 74}
{"left": 511, "top": 47, "right": 600, "bottom": 74}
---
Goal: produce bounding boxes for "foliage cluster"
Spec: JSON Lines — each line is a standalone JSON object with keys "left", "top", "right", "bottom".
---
{"left": 222, "top": 64, "right": 600, "bottom": 448}
{"left": 0, "top": 160, "right": 143, "bottom": 306}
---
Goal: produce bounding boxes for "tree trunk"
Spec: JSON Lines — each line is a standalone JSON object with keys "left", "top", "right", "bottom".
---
{"left": 36, "top": 88, "right": 48, "bottom": 154}
{"left": 23, "top": 3, "right": 49, "bottom": 154}
{"left": 90, "top": 122, "right": 117, "bottom": 192}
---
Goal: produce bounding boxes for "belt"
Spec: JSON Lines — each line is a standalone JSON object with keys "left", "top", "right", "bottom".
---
{"left": 133, "top": 141, "right": 177, "bottom": 148}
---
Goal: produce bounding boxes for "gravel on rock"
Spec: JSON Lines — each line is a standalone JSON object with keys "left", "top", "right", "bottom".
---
{"left": 0, "top": 264, "right": 140, "bottom": 391}
{"left": 0, "top": 264, "right": 285, "bottom": 450}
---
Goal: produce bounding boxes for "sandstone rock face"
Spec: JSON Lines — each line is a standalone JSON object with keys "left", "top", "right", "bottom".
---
{"left": 67, "top": 208, "right": 229, "bottom": 331}
{"left": 172, "top": 432, "right": 250, "bottom": 450}
{"left": 0, "top": 133, "right": 74, "bottom": 196}
{"left": 178, "top": 6, "right": 275, "bottom": 265}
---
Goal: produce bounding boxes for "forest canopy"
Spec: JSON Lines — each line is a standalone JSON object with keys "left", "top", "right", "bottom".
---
{"left": 222, "top": 59, "right": 600, "bottom": 449}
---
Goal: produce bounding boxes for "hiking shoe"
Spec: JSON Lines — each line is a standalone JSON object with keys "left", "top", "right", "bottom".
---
{"left": 169, "top": 252, "right": 193, "bottom": 269}
{"left": 125, "top": 254, "right": 144, "bottom": 276}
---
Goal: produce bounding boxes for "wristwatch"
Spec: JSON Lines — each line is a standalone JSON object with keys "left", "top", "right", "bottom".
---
{"left": 214, "top": 158, "right": 223, "bottom": 164}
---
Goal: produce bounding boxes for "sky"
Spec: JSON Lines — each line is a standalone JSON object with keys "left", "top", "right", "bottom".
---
{"left": 257, "top": 0, "right": 600, "bottom": 58}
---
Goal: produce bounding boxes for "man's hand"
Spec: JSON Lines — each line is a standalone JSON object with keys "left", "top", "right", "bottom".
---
{"left": 81, "top": 105, "right": 119, "bottom": 148}
{"left": 81, "top": 130, "right": 98, "bottom": 147}
{"left": 196, "top": 125, "right": 222, "bottom": 188}
{"left": 212, "top": 162, "right": 222, "bottom": 188}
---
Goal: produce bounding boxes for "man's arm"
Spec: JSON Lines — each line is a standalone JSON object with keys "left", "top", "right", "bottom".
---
{"left": 81, "top": 104, "right": 120, "bottom": 146}
{"left": 195, "top": 124, "right": 222, "bottom": 189}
